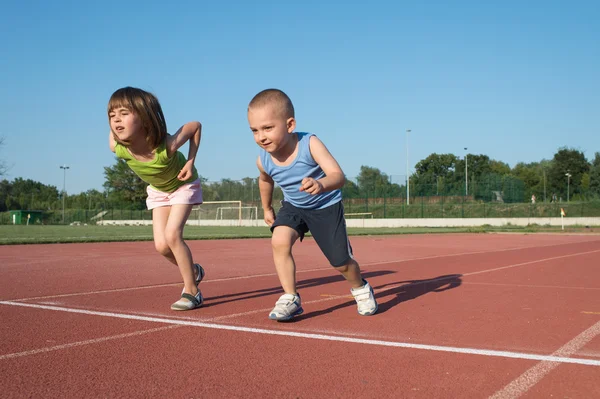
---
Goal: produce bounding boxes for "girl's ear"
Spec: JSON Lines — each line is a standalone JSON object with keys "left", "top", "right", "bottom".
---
{"left": 286, "top": 117, "right": 296, "bottom": 133}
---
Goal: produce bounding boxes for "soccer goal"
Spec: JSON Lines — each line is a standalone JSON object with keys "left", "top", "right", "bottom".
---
{"left": 192, "top": 201, "right": 257, "bottom": 225}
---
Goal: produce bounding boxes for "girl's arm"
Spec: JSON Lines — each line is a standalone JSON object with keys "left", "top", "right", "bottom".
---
{"left": 167, "top": 121, "right": 202, "bottom": 181}
{"left": 108, "top": 131, "right": 117, "bottom": 152}
{"left": 166, "top": 121, "right": 202, "bottom": 159}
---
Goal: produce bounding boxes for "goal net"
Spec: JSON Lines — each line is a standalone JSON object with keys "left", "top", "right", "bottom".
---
{"left": 192, "top": 201, "right": 258, "bottom": 224}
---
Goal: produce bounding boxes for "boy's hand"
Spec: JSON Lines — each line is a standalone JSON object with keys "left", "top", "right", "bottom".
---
{"left": 177, "top": 162, "right": 194, "bottom": 181}
{"left": 263, "top": 206, "right": 275, "bottom": 226}
{"left": 300, "top": 177, "right": 323, "bottom": 195}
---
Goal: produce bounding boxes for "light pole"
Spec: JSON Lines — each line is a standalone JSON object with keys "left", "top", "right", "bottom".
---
{"left": 543, "top": 167, "right": 547, "bottom": 202}
{"left": 565, "top": 172, "right": 572, "bottom": 202}
{"left": 464, "top": 148, "right": 468, "bottom": 197}
{"left": 406, "top": 129, "right": 411, "bottom": 205}
{"left": 60, "top": 165, "right": 70, "bottom": 224}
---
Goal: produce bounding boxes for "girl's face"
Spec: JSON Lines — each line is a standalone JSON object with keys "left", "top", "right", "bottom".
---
{"left": 109, "top": 107, "right": 143, "bottom": 145}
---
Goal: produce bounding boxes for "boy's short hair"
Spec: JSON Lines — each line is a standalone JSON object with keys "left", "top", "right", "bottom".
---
{"left": 107, "top": 87, "right": 167, "bottom": 150}
{"left": 248, "top": 89, "right": 295, "bottom": 119}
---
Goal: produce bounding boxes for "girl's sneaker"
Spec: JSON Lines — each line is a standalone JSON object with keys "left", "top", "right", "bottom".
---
{"left": 351, "top": 280, "right": 378, "bottom": 316}
{"left": 269, "top": 293, "right": 303, "bottom": 321}
{"left": 194, "top": 263, "right": 205, "bottom": 284}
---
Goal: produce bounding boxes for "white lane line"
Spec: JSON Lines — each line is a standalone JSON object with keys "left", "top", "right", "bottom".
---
{"left": 7, "top": 249, "right": 599, "bottom": 324}
{"left": 489, "top": 320, "right": 600, "bottom": 398}
{"left": 1, "top": 300, "right": 599, "bottom": 367}
{"left": 9, "top": 242, "right": 600, "bottom": 303}
{"left": 465, "top": 282, "right": 600, "bottom": 291}
{"left": 0, "top": 325, "right": 181, "bottom": 360}
{"left": 464, "top": 249, "right": 600, "bottom": 276}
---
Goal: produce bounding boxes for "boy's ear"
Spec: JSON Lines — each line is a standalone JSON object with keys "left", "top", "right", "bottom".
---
{"left": 286, "top": 117, "right": 296, "bottom": 133}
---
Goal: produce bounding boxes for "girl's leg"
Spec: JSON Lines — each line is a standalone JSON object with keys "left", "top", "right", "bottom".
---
{"left": 152, "top": 206, "right": 178, "bottom": 266}
{"left": 163, "top": 204, "right": 197, "bottom": 297}
{"left": 271, "top": 226, "right": 300, "bottom": 294}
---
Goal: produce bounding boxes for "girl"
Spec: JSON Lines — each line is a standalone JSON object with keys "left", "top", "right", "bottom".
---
{"left": 108, "top": 86, "right": 205, "bottom": 311}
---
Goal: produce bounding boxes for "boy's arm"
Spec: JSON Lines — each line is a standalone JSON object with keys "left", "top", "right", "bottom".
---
{"left": 166, "top": 121, "right": 202, "bottom": 160}
{"left": 257, "top": 156, "right": 274, "bottom": 209}
{"left": 301, "top": 135, "right": 345, "bottom": 194}
{"left": 257, "top": 156, "right": 276, "bottom": 226}
{"left": 108, "top": 131, "right": 117, "bottom": 152}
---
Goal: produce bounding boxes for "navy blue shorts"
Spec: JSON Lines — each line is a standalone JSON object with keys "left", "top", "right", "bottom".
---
{"left": 271, "top": 201, "right": 354, "bottom": 267}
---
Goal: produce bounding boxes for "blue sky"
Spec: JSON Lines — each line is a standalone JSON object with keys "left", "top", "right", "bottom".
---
{"left": 1, "top": 0, "right": 598, "bottom": 194}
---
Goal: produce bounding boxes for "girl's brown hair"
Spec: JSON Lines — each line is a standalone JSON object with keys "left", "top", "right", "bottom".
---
{"left": 107, "top": 87, "right": 167, "bottom": 149}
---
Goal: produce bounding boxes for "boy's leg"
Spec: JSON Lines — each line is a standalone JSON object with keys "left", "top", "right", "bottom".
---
{"left": 333, "top": 259, "right": 363, "bottom": 289}
{"left": 270, "top": 225, "right": 303, "bottom": 321}
{"left": 304, "top": 202, "right": 378, "bottom": 315}
{"left": 271, "top": 226, "right": 300, "bottom": 294}
{"left": 268, "top": 202, "right": 307, "bottom": 321}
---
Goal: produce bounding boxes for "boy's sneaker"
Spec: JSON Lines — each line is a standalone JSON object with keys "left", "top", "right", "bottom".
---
{"left": 269, "top": 293, "right": 303, "bottom": 321}
{"left": 351, "top": 280, "right": 378, "bottom": 316}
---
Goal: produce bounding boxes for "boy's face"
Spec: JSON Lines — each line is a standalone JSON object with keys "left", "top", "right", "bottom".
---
{"left": 248, "top": 104, "right": 295, "bottom": 154}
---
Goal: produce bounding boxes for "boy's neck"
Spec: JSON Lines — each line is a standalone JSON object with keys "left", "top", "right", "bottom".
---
{"left": 271, "top": 133, "right": 298, "bottom": 163}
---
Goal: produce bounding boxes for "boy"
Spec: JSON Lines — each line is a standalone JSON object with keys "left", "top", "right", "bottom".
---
{"left": 248, "top": 88, "right": 378, "bottom": 321}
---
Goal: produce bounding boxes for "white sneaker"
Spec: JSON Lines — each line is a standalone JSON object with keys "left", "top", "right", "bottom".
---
{"left": 269, "top": 293, "right": 303, "bottom": 321}
{"left": 351, "top": 280, "right": 378, "bottom": 316}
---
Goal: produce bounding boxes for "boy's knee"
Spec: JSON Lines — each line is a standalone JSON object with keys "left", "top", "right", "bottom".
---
{"left": 332, "top": 257, "right": 356, "bottom": 271}
{"left": 271, "top": 235, "right": 293, "bottom": 254}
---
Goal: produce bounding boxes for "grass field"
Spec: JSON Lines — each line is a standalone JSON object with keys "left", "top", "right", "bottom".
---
{"left": 0, "top": 224, "right": 597, "bottom": 245}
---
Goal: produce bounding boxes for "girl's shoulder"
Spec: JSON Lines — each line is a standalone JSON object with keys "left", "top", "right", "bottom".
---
{"left": 114, "top": 143, "right": 131, "bottom": 160}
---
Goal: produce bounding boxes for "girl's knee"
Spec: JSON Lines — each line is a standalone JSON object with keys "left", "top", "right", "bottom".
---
{"left": 154, "top": 240, "right": 171, "bottom": 256}
{"left": 164, "top": 229, "right": 183, "bottom": 247}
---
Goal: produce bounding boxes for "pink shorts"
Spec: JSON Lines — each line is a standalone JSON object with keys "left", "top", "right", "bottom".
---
{"left": 146, "top": 178, "right": 203, "bottom": 210}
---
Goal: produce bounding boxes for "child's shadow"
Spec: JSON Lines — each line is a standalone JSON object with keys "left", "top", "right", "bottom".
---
{"left": 296, "top": 274, "right": 462, "bottom": 321}
{"left": 204, "top": 270, "right": 395, "bottom": 308}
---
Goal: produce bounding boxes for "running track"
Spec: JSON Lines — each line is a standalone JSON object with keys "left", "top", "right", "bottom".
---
{"left": 1, "top": 233, "right": 599, "bottom": 398}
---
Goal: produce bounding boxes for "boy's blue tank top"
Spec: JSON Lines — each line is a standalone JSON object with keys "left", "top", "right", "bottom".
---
{"left": 260, "top": 132, "right": 342, "bottom": 209}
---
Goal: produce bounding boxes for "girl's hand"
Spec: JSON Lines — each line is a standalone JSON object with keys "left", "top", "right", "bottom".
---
{"left": 177, "top": 162, "right": 194, "bottom": 181}
{"left": 263, "top": 207, "right": 275, "bottom": 227}
{"left": 299, "top": 177, "right": 323, "bottom": 195}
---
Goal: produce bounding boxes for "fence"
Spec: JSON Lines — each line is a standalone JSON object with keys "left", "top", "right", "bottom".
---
{"left": 1, "top": 200, "right": 600, "bottom": 225}
{"left": 1, "top": 174, "right": 598, "bottom": 225}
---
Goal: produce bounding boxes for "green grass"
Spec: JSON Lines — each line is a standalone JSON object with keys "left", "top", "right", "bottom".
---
{"left": 0, "top": 224, "right": 596, "bottom": 245}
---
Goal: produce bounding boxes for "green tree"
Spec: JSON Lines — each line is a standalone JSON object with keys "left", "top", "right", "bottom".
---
{"left": 547, "top": 148, "right": 590, "bottom": 200}
{"left": 588, "top": 152, "right": 600, "bottom": 197}
{"left": 413, "top": 153, "right": 459, "bottom": 196}
{"left": 356, "top": 166, "right": 393, "bottom": 197}
{"left": 103, "top": 158, "right": 146, "bottom": 209}
{"left": 0, "top": 137, "right": 9, "bottom": 177}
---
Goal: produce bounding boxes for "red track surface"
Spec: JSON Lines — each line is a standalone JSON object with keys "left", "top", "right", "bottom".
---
{"left": 1, "top": 233, "right": 599, "bottom": 398}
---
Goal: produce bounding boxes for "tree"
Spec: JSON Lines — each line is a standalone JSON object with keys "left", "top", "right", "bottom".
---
{"left": 103, "top": 158, "right": 147, "bottom": 209}
{"left": 0, "top": 137, "right": 9, "bottom": 177}
{"left": 589, "top": 152, "right": 600, "bottom": 197}
{"left": 356, "top": 166, "right": 394, "bottom": 197}
{"left": 413, "top": 153, "right": 459, "bottom": 196}
{"left": 547, "top": 148, "right": 590, "bottom": 200}
{"left": 512, "top": 162, "right": 542, "bottom": 201}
